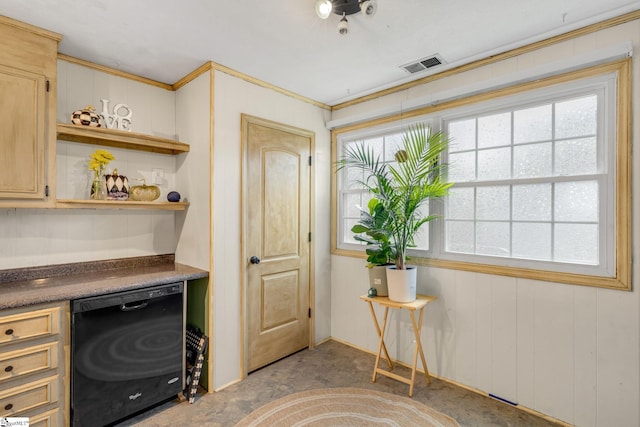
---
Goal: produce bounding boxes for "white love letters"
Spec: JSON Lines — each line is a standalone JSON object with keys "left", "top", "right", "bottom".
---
{"left": 100, "top": 99, "right": 133, "bottom": 132}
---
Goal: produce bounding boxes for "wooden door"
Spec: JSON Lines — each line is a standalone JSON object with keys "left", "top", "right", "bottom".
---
{"left": 0, "top": 64, "right": 46, "bottom": 199}
{"left": 243, "top": 115, "right": 312, "bottom": 372}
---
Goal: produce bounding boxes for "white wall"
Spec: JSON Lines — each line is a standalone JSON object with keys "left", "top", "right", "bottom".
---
{"left": 0, "top": 60, "right": 180, "bottom": 270}
{"left": 174, "top": 72, "right": 211, "bottom": 271}
{"left": 212, "top": 70, "right": 332, "bottom": 389}
{"left": 330, "top": 20, "right": 640, "bottom": 427}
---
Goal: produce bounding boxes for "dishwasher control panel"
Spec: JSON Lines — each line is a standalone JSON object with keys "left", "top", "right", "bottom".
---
{"left": 147, "top": 285, "right": 181, "bottom": 299}
{"left": 72, "top": 282, "right": 183, "bottom": 313}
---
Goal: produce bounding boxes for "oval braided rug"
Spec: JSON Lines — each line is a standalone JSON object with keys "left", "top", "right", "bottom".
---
{"left": 235, "top": 387, "right": 460, "bottom": 427}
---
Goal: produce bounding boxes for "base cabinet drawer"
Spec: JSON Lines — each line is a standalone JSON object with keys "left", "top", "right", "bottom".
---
{"left": 0, "top": 307, "right": 60, "bottom": 345}
{"left": 29, "top": 408, "right": 61, "bottom": 427}
{"left": 0, "top": 343, "right": 58, "bottom": 382}
{"left": 0, "top": 375, "right": 58, "bottom": 417}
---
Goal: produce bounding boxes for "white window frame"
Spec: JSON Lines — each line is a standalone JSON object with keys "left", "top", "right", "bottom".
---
{"left": 332, "top": 60, "right": 631, "bottom": 290}
{"left": 336, "top": 116, "right": 434, "bottom": 254}
{"left": 433, "top": 74, "right": 617, "bottom": 278}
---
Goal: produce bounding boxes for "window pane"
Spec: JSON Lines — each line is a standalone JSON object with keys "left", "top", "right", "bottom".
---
{"left": 449, "top": 151, "right": 476, "bottom": 182}
{"left": 555, "top": 181, "right": 598, "bottom": 222}
{"left": 476, "top": 221, "right": 510, "bottom": 257}
{"left": 413, "top": 218, "right": 429, "bottom": 250}
{"left": 555, "top": 95, "right": 597, "bottom": 139}
{"left": 448, "top": 119, "right": 476, "bottom": 152}
{"left": 513, "top": 222, "right": 552, "bottom": 261}
{"left": 446, "top": 221, "right": 475, "bottom": 253}
{"left": 554, "top": 223, "right": 598, "bottom": 264}
{"left": 478, "top": 147, "right": 511, "bottom": 180}
{"left": 384, "top": 133, "right": 403, "bottom": 161}
{"left": 345, "top": 165, "right": 364, "bottom": 190}
{"left": 363, "top": 137, "right": 384, "bottom": 161}
{"left": 411, "top": 202, "right": 430, "bottom": 250}
{"left": 477, "top": 186, "right": 510, "bottom": 220}
{"left": 344, "top": 193, "right": 363, "bottom": 218}
{"left": 344, "top": 219, "right": 362, "bottom": 245}
{"left": 513, "top": 142, "right": 552, "bottom": 178}
{"left": 362, "top": 193, "right": 373, "bottom": 214}
{"left": 512, "top": 183, "right": 552, "bottom": 221}
{"left": 514, "top": 104, "right": 552, "bottom": 144}
{"left": 555, "top": 137, "right": 597, "bottom": 175}
{"left": 478, "top": 112, "right": 511, "bottom": 148}
{"left": 387, "top": 161, "right": 399, "bottom": 174}
{"left": 446, "top": 187, "right": 475, "bottom": 220}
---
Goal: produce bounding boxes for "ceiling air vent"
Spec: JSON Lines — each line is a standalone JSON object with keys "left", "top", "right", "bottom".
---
{"left": 401, "top": 54, "right": 445, "bottom": 74}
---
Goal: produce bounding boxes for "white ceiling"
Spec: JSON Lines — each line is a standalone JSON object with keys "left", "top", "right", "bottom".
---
{"left": 1, "top": 0, "right": 639, "bottom": 106}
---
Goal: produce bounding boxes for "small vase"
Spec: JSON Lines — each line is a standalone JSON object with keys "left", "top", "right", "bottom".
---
{"left": 90, "top": 176, "right": 106, "bottom": 200}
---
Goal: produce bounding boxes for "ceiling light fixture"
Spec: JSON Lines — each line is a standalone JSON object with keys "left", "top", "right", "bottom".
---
{"left": 315, "top": 0, "right": 377, "bottom": 35}
{"left": 360, "top": 0, "right": 377, "bottom": 17}
{"left": 337, "top": 13, "right": 349, "bottom": 35}
{"left": 315, "top": 0, "right": 332, "bottom": 19}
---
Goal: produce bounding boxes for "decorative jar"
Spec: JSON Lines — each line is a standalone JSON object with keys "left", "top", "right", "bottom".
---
{"left": 72, "top": 105, "right": 103, "bottom": 127}
{"left": 105, "top": 169, "right": 130, "bottom": 200}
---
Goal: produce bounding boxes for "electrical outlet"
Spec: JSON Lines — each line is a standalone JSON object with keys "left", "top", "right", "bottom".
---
{"left": 152, "top": 168, "right": 164, "bottom": 185}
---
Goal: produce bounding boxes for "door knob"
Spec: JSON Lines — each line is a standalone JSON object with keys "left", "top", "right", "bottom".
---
{"left": 250, "top": 256, "right": 261, "bottom": 264}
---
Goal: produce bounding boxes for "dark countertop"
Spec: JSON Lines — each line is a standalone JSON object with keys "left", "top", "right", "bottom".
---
{"left": 0, "top": 255, "right": 209, "bottom": 310}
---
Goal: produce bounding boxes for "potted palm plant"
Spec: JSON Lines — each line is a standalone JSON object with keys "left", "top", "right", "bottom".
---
{"left": 337, "top": 124, "right": 453, "bottom": 302}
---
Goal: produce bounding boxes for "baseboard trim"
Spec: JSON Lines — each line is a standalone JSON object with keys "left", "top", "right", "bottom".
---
{"left": 213, "top": 377, "right": 243, "bottom": 393}
{"left": 314, "top": 336, "right": 333, "bottom": 346}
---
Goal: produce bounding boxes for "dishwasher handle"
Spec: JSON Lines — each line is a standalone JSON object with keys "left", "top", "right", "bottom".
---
{"left": 120, "top": 300, "right": 149, "bottom": 311}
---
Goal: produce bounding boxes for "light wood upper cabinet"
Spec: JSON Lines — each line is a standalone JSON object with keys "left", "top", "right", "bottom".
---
{"left": 0, "top": 16, "right": 61, "bottom": 207}
{"left": 0, "top": 65, "right": 46, "bottom": 199}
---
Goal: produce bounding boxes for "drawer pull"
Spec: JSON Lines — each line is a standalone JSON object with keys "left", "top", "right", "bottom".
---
{"left": 4, "top": 403, "right": 12, "bottom": 411}
{"left": 4, "top": 365, "right": 13, "bottom": 372}
{"left": 4, "top": 329, "right": 13, "bottom": 335}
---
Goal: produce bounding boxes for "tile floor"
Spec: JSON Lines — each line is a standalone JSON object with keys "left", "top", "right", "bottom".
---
{"left": 118, "top": 340, "right": 559, "bottom": 426}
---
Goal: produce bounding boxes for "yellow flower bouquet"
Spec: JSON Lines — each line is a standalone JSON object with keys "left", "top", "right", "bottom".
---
{"left": 88, "top": 149, "right": 114, "bottom": 199}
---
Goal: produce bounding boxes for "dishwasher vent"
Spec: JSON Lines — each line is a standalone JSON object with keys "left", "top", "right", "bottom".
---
{"left": 401, "top": 54, "right": 445, "bottom": 74}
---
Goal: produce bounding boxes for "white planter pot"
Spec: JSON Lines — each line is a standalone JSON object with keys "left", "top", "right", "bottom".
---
{"left": 386, "top": 266, "right": 417, "bottom": 303}
{"left": 368, "top": 265, "right": 389, "bottom": 296}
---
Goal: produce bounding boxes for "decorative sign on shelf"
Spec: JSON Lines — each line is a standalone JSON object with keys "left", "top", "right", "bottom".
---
{"left": 100, "top": 99, "right": 133, "bottom": 132}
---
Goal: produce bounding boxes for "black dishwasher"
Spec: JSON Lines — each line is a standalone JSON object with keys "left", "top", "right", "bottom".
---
{"left": 71, "top": 282, "right": 184, "bottom": 427}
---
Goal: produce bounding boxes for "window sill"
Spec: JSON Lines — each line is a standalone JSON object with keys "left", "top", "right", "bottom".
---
{"left": 331, "top": 247, "right": 630, "bottom": 291}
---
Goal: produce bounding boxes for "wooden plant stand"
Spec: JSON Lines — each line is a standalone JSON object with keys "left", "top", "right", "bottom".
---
{"left": 360, "top": 294, "right": 437, "bottom": 397}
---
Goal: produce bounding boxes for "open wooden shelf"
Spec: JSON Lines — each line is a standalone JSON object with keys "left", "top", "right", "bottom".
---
{"left": 56, "top": 199, "right": 189, "bottom": 211}
{"left": 56, "top": 123, "right": 189, "bottom": 155}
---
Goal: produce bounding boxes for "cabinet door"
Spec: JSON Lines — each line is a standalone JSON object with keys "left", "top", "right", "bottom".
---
{"left": 0, "top": 63, "right": 46, "bottom": 199}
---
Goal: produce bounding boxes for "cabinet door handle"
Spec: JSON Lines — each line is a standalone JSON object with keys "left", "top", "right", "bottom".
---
{"left": 4, "top": 365, "right": 12, "bottom": 372}
{"left": 4, "top": 403, "right": 13, "bottom": 411}
{"left": 4, "top": 329, "right": 13, "bottom": 335}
